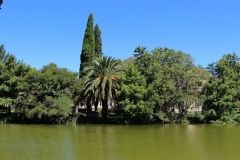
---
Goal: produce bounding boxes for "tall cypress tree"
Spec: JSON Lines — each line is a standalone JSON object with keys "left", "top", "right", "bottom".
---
{"left": 93, "top": 24, "right": 103, "bottom": 111}
{"left": 79, "top": 13, "right": 95, "bottom": 78}
{"left": 94, "top": 24, "right": 102, "bottom": 58}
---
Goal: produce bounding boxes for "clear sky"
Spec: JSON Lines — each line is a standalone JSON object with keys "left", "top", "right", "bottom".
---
{"left": 0, "top": 0, "right": 239, "bottom": 72}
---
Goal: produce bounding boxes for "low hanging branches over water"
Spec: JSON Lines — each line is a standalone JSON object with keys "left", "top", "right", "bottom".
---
{"left": 0, "top": 43, "right": 239, "bottom": 124}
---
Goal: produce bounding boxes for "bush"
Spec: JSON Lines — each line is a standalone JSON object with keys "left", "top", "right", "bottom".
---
{"left": 155, "top": 112, "right": 169, "bottom": 123}
{"left": 233, "top": 114, "right": 240, "bottom": 123}
{"left": 123, "top": 101, "right": 153, "bottom": 124}
{"left": 220, "top": 116, "right": 237, "bottom": 124}
{"left": 210, "top": 116, "right": 237, "bottom": 124}
{"left": 181, "top": 119, "right": 190, "bottom": 124}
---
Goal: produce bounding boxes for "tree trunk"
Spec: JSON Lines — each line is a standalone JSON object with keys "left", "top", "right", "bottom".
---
{"left": 102, "top": 99, "right": 108, "bottom": 123}
{"left": 86, "top": 98, "right": 92, "bottom": 117}
{"left": 94, "top": 98, "right": 99, "bottom": 112}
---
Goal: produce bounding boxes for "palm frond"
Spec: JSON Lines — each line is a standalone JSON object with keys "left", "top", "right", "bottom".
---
{"left": 83, "top": 55, "right": 120, "bottom": 102}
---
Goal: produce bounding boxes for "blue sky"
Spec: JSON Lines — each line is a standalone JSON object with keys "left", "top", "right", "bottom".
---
{"left": 0, "top": 0, "right": 239, "bottom": 72}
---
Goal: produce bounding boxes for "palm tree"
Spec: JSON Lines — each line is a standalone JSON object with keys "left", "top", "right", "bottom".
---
{"left": 83, "top": 56, "right": 120, "bottom": 123}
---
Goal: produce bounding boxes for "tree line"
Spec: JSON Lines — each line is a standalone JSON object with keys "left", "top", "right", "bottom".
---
{"left": 1, "top": 14, "right": 240, "bottom": 124}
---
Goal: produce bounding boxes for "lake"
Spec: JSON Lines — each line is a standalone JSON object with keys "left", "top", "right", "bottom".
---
{"left": 0, "top": 124, "right": 240, "bottom": 160}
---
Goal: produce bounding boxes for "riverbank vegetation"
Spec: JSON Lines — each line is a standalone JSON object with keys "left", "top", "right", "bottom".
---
{"left": 1, "top": 14, "right": 240, "bottom": 124}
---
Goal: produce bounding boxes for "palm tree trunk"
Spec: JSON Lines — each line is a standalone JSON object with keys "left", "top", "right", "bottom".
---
{"left": 102, "top": 99, "right": 108, "bottom": 123}
{"left": 86, "top": 98, "right": 92, "bottom": 117}
{"left": 94, "top": 98, "right": 99, "bottom": 112}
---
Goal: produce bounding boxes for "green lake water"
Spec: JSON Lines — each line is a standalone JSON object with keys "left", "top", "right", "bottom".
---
{"left": 0, "top": 124, "right": 240, "bottom": 160}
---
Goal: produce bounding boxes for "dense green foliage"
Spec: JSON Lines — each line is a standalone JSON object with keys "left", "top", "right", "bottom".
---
{"left": 15, "top": 63, "right": 77, "bottom": 123}
{"left": 117, "top": 63, "right": 153, "bottom": 124}
{"left": 79, "top": 13, "right": 95, "bottom": 78}
{"left": 1, "top": 15, "right": 239, "bottom": 124}
{"left": 94, "top": 24, "right": 102, "bottom": 58}
{"left": 201, "top": 53, "right": 240, "bottom": 124}
{"left": 1, "top": 41, "right": 239, "bottom": 125}
{"left": 132, "top": 47, "right": 210, "bottom": 123}
{"left": 2, "top": 43, "right": 239, "bottom": 124}
{"left": 0, "top": 45, "right": 30, "bottom": 107}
